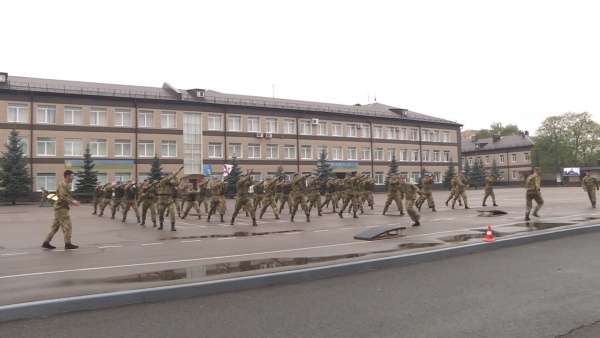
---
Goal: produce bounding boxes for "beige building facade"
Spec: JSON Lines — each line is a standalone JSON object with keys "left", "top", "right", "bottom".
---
{"left": 0, "top": 73, "right": 462, "bottom": 195}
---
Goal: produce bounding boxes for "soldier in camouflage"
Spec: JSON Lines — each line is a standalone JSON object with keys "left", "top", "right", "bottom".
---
{"left": 139, "top": 179, "right": 158, "bottom": 227}
{"left": 97, "top": 182, "right": 114, "bottom": 217}
{"left": 259, "top": 176, "right": 281, "bottom": 219}
{"left": 121, "top": 180, "right": 141, "bottom": 223}
{"left": 207, "top": 177, "right": 227, "bottom": 223}
{"left": 290, "top": 173, "right": 311, "bottom": 222}
{"left": 42, "top": 170, "right": 80, "bottom": 250}
{"left": 231, "top": 172, "right": 257, "bottom": 226}
{"left": 307, "top": 175, "right": 323, "bottom": 216}
{"left": 482, "top": 172, "right": 498, "bottom": 207}
{"left": 582, "top": 170, "right": 599, "bottom": 208}
{"left": 399, "top": 176, "right": 421, "bottom": 227}
{"left": 383, "top": 173, "right": 404, "bottom": 216}
{"left": 156, "top": 166, "right": 184, "bottom": 231}
{"left": 525, "top": 167, "right": 543, "bottom": 221}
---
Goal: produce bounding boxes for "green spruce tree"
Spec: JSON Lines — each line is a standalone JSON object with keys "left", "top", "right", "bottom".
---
{"left": 491, "top": 159, "right": 501, "bottom": 179}
{"left": 0, "top": 129, "right": 33, "bottom": 204}
{"left": 275, "top": 164, "right": 286, "bottom": 179}
{"left": 417, "top": 167, "right": 429, "bottom": 188}
{"left": 74, "top": 145, "right": 99, "bottom": 202}
{"left": 443, "top": 164, "right": 457, "bottom": 190}
{"left": 385, "top": 155, "right": 399, "bottom": 187}
{"left": 225, "top": 156, "right": 243, "bottom": 198}
{"left": 470, "top": 158, "right": 485, "bottom": 189}
{"left": 315, "top": 146, "right": 333, "bottom": 194}
{"left": 463, "top": 160, "right": 471, "bottom": 180}
{"left": 149, "top": 154, "right": 163, "bottom": 182}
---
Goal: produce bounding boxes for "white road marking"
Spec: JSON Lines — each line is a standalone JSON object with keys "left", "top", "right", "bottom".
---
{"left": 142, "top": 243, "right": 163, "bottom": 246}
{"left": 98, "top": 245, "right": 122, "bottom": 249}
{"left": 181, "top": 239, "right": 202, "bottom": 243}
{"left": 1, "top": 252, "right": 29, "bottom": 256}
{"left": 218, "top": 238, "right": 236, "bottom": 240}
{"left": 284, "top": 232, "right": 301, "bottom": 235}
{"left": 313, "top": 230, "right": 329, "bottom": 233}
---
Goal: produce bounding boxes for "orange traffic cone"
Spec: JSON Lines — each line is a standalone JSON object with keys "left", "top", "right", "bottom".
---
{"left": 483, "top": 225, "right": 495, "bottom": 242}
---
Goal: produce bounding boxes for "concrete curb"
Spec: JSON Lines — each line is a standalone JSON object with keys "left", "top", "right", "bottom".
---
{"left": 2, "top": 223, "right": 600, "bottom": 323}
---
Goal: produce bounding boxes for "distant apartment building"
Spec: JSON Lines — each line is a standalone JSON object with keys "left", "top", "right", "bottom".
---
{"left": 461, "top": 131, "right": 535, "bottom": 183}
{"left": 0, "top": 72, "right": 462, "bottom": 195}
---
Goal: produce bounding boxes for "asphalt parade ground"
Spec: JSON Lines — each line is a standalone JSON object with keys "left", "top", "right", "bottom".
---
{"left": 2, "top": 186, "right": 600, "bottom": 322}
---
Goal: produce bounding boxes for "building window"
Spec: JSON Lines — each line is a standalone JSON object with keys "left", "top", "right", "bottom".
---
{"left": 64, "top": 106, "right": 83, "bottom": 125}
{"left": 422, "top": 150, "right": 430, "bottom": 162}
{"left": 316, "top": 121, "right": 327, "bottom": 136}
{"left": 398, "top": 149, "right": 408, "bottom": 161}
{"left": 361, "top": 147, "right": 371, "bottom": 160}
{"left": 248, "top": 117, "right": 260, "bottom": 132}
{"left": 411, "top": 150, "right": 419, "bottom": 161}
{"left": 300, "top": 120, "right": 312, "bottom": 135}
{"left": 387, "top": 148, "right": 396, "bottom": 161}
{"left": 499, "top": 155, "right": 505, "bottom": 163}
{"left": 386, "top": 127, "right": 396, "bottom": 139}
{"left": 8, "top": 103, "right": 29, "bottom": 123}
{"left": 300, "top": 145, "right": 312, "bottom": 159}
{"left": 346, "top": 124, "right": 357, "bottom": 137}
{"left": 266, "top": 118, "right": 278, "bottom": 133}
{"left": 248, "top": 144, "right": 261, "bottom": 159}
{"left": 373, "top": 126, "right": 383, "bottom": 139}
{"left": 229, "top": 143, "right": 242, "bottom": 159}
{"left": 410, "top": 129, "right": 419, "bottom": 141}
{"left": 96, "top": 173, "right": 108, "bottom": 185}
{"left": 332, "top": 146, "right": 343, "bottom": 160}
{"left": 442, "top": 131, "right": 450, "bottom": 142}
{"left": 228, "top": 115, "right": 241, "bottom": 131}
{"left": 347, "top": 147, "right": 357, "bottom": 160}
{"left": 37, "top": 173, "right": 56, "bottom": 191}
{"left": 115, "top": 172, "right": 132, "bottom": 182}
{"left": 360, "top": 125, "right": 370, "bottom": 138}
{"left": 421, "top": 129, "right": 431, "bottom": 141}
{"left": 284, "top": 145, "right": 296, "bottom": 159}
{"left": 283, "top": 119, "right": 295, "bottom": 134}
{"left": 400, "top": 172, "right": 408, "bottom": 180}
{"left": 434, "top": 172, "right": 442, "bottom": 183}
{"left": 411, "top": 172, "right": 421, "bottom": 183}
{"left": 208, "top": 142, "right": 223, "bottom": 158}
{"left": 137, "top": 140, "right": 154, "bottom": 157}
{"left": 468, "top": 157, "right": 473, "bottom": 165}
{"left": 332, "top": 123, "right": 342, "bottom": 137}
{"left": 115, "top": 139, "right": 131, "bottom": 157}
{"left": 138, "top": 110, "right": 154, "bottom": 128}
{"left": 512, "top": 171, "right": 517, "bottom": 180}
{"left": 444, "top": 151, "right": 451, "bottom": 162}
{"left": 432, "top": 130, "right": 440, "bottom": 142}
{"left": 374, "top": 148, "right": 384, "bottom": 161}
{"left": 266, "top": 144, "right": 278, "bottom": 159}
{"left": 499, "top": 171, "right": 505, "bottom": 180}
{"left": 90, "top": 108, "right": 108, "bottom": 126}
{"left": 36, "top": 137, "right": 56, "bottom": 156}
{"left": 317, "top": 145, "right": 328, "bottom": 159}
{"left": 433, "top": 150, "right": 441, "bottom": 162}
{"left": 89, "top": 139, "right": 107, "bottom": 157}
{"left": 511, "top": 153, "right": 517, "bottom": 162}
{"left": 115, "top": 109, "right": 132, "bottom": 127}
{"left": 375, "top": 172, "right": 384, "bottom": 185}
{"left": 398, "top": 128, "right": 407, "bottom": 140}
{"left": 161, "top": 111, "right": 176, "bottom": 128}
{"left": 208, "top": 114, "right": 222, "bottom": 131}
{"left": 524, "top": 152, "right": 530, "bottom": 162}
{"left": 161, "top": 140, "right": 177, "bottom": 157}
{"left": 64, "top": 138, "right": 82, "bottom": 156}
{"left": 37, "top": 105, "right": 56, "bottom": 124}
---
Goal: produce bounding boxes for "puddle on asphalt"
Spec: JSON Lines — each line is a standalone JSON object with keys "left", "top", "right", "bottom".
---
{"left": 520, "top": 222, "right": 575, "bottom": 230}
{"left": 440, "top": 233, "right": 487, "bottom": 243}
{"left": 571, "top": 217, "right": 600, "bottom": 222}
{"left": 164, "top": 230, "right": 304, "bottom": 240}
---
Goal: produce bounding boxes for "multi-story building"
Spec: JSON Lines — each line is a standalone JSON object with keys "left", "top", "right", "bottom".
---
{"left": 461, "top": 131, "right": 535, "bottom": 184}
{"left": 0, "top": 72, "right": 462, "bottom": 196}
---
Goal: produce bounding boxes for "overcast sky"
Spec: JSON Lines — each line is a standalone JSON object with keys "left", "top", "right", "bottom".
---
{"left": 4, "top": 0, "right": 600, "bottom": 135}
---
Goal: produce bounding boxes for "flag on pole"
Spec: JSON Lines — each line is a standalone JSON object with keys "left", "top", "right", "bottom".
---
{"left": 203, "top": 164, "right": 213, "bottom": 177}
{"left": 223, "top": 164, "right": 233, "bottom": 177}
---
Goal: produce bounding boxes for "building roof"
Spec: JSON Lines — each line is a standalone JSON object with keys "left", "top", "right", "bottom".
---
{"left": 461, "top": 133, "right": 535, "bottom": 152}
{"left": 1, "top": 74, "right": 461, "bottom": 126}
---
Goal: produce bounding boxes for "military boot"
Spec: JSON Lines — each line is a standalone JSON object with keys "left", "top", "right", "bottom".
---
{"left": 181, "top": 212, "right": 187, "bottom": 219}
{"left": 220, "top": 214, "right": 225, "bottom": 222}
{"left": 171, "top": 222, "right": 176, "bottom": 231}
{"left": 207, "top": 214, "right": 211, "bottom": 222}
{"left": 338, "top": 211, "right": 344, "bottom": 218}
{"left": 259, "top": 211, "right": 264, "bottom": 219}
{"left": 230, "top": 216, "right": 236, "bottom": 225}
{"left": 275, "top": 214, "right": 280, "bottom": 220}
{"left": 318, "top": 211, "right": 322, "bottom": 216}
{"left": 122, "top": 215, "right": 126, "bottom": 222}
{"left": 137, "top": 216, "right": 140, "bottom": 223}
{"left": 353, "top": 211, "right": 358, "bottom": 218}
{"left": 291, "top": 214, "right": 294, "bottom": 222}
{"left": 412, "top": 221, "right": 421, "bottom": 227}
{"left": 332, "top": 205, "right": 337, "bottom": 213}
{"left": 42, "top": 241, "right": 56, "bottom": 249}
{"left": 306, "top": 214, "right": 310, "bottom": 222}
{"left": 111, "top": 213, "right": 115, "bottom": 219}
{"left": 152, "top": 221, "right": 157, "bottom": 227}
{"left": 445, "top": 199, "right": 449, "bottom": 206}
{"left": 158, "top": 223, "right": 163, "bottom": 230}
{"left": 252, "top": 218, "right": 257, "bottom": 226}
{"left": 65, "top": 243, "right": 79, "bottom": 250}
{"left": 140, "top": 217, "right": 146, "bottom": 226}
{"left": 465, "top": 205, "right": 470, "bottom": 209}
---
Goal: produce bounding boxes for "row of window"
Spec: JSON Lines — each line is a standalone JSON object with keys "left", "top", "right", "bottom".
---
{"left": 211, "top": 115, "right": 453, "bottom": 141}
{"left": 8, "top": 104, "right": 177, "bottom": 128}
{"left": 16, "top": 137, "right": 176, "bottom": 157}
{"left": 211, "top": 143, "right": 453, "bottom": 161}
{"left": 464, "top": 153, "right": 530, "bottom": 165}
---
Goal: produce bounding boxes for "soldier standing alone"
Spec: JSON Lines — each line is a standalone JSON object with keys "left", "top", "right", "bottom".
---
{"left": 42, "top": 170, "right": 80, "bottom": 250}
{"left": 482, "top": 172, "right": 498, "bottom": 207}
{"left": 383, "top": 172, "right": 404, "bottom": 216}
{"left": 525, "top": 167, "right": 543, "bottom": 221}
{"left": 582, "top": 170, "right": 599, "bottom": 208}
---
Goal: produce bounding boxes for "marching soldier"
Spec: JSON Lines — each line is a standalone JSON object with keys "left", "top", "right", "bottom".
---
{"left": 445, "top": 174, "right": 463, "bottom": 206}
{"left": 307, "top": 175, "right": 323, "bottom": 216}
{"left": 482, "top": 172, "right": 499, "bottom": 207}
{"left": 207, "top": 177, "right": 227, "bottom": 223}
{"left": 279, "top": 178, "right": 292, "bottom": 214}
{"left": 290, "top": 173, "right": 311, "bottom": 222}
{"left": 92, "top": 184, "right": 103, "bottom": 214}
{"left": 171, "top": 181, "right": 182, "bottom": 218}
{"left": 361, "top": 174, "right": 376, "bottom": 210}
{"left": 332, "top": 178, "right": 344, "bottom": 212}
{"left": 383, "top": 172, "right": 404, "bottom": 216}
{"left": 41, "top": 170, "right": 80, "bottom": 250}
{"left": 111, "top": 182, "right": 125, "bottom": 219}
{"left": 231, "top": 171, "right": 257, "bottom": 226}
{"left": 582, "top": 170, "right": 599, "bottom": 208}
{"left": 156, "top": 166, "right": 184, "bottom": 231}
{"left": 98, "top": 182, "right": 114, "bottom": 217}
{"left": 338, "top": 172, "right": 362, "bottom": 219}
{"left": 181, "top": 183, "right": 202, "bottom": 219}
{"left": 139, "top": 179, "right": 158, "bottom": 227}
{"left": 525, "top": 167, "right": 543, "bottom": 221}
{"left": 399, "top": 176, "right": 421, "bottom": 227}
{"left": 253, "top": 179, "right": 265, "bottom": 212}
{"left": 452, "top": 172, "right": 469, "bottom": 209}
{"left": 197, "top": 179, "right": 210, "bottom": 213}
{"left": 416, "top": 172, "right": 436, "bottom": 212}
{"left": 121, "top": 180, "right": 141, "bottom": 223}
{"left": 259, "top": 176, "right": 281, "bottom": 219}
{"left": 323, "top": 178, "right": 337, "bottom": 211}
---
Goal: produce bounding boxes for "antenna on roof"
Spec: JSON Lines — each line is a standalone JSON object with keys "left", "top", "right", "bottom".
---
{"left": 367, "top": 94, "right": 370, "bottom": 104}
{"left": 272, "top": 84, "right": 275, "bottom": 98}
{"left": 374, "top": 94, "right": 377, "bottom": 103}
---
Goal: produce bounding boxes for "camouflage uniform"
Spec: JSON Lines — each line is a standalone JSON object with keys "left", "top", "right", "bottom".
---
{"left": 338, "top": 174, "right": 362, "bottom": 218}
{"left": 121, "top": 182, "right": 141, "bottom": 223}
{"left": 399, "top": 177, "right": 421, "bottom": 226}
{"left": 92, "top": 185, "right": 103, "bottom": 214}
{"left": 259, "top": 177, "right": 281, "bottom": 219}
{"left": 323, "top": 178, "right": 337, "bottom": 211}
{"left": 452, "top": 173, "right": 469, "bottom": 209}
{"left": 171, "top": 184, "right": 182, "bottom": 217}
{"left": 416, "top": 174, "right": 436, "bottom": 212}
{"left": 157, "top": 168, "right": 183, "bottom": 231}
{"left": 525, "top": 168, "right": 543, "bottom": 221}
{"left": 198, "top": 181, "right": 209, "bottom": 213}
{"left": 290, "top": 173, "right": 310, "bottom": 222}
{"left": 275, "top": 182, "right": 283, "bottom": 204}
{"left": 139, "top": 181, "right": 158, "bottom": 226}
{"left": 253, "top": 181, "right": 265, "bottom": 211}
{"left": 231, "top": 175, "right": 257, "bottom": 226}
{"left": 279, "top": 180, "right": 292, "bottom": 214}
{"left": 43, "top": 177, "right": 77, "bottom": 248}
{"left": 332, "top": 178, "right": 344, "bottom": 210}
{"left": 361, "top": 177, "right": 376, "bottom": 210}
{"left": 111, "top": 183, "right": 125, "bottom": 219}
{"left": 445, "top": 175, "right": 462, "bottom": 206}
{"left": 207, "top": 178, "right": 227, "bottom": 222}
{"left": 307, "top": 177, "right": 323, "bottom": 216}
{"left": 181, "top": 186, "right": 202, "bottom": 219}
{"left": 383, "top": 174, "right": 404, "bottom": 215}
{"left": 582, "top": 171, "right": 599, "bottom": 207}
{"left": 482, "top": 173, "right": 498, "bottom": 206}
{"left": 98, "top": 183, "right": 114, "bottom": 217}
